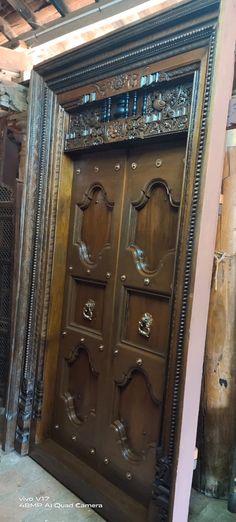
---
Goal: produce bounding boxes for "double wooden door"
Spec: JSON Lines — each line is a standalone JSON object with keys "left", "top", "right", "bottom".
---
{"left": 51, "top": 138, "right": 186, "bottom": 517}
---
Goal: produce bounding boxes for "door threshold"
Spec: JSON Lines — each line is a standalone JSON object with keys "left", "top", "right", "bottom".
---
{"left": 30, "top": 439, "right": 147, "bottom": 522}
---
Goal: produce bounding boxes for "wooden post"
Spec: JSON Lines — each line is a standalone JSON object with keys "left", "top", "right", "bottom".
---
{"left": 194, "top": 127, "right": 236, "bottom": 499}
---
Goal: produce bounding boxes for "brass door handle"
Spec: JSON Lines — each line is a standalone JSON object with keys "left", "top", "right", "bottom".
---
{"left": 138, "top": 312, "right": 153, "bottom": 339}
{"left": 83, "top": 299, "right": 95, "bottom": 321}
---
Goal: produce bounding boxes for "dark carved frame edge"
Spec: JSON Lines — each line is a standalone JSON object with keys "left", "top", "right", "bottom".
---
{"left": 36, "top": 0, "right": 219, "bottom": 91}
{"left": 10, "top": 6, "right": 219, "bottom": 522}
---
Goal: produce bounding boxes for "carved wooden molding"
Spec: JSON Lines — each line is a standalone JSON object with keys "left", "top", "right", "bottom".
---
{"left": 4, "top": 72, "right": 65, "bottom": 454}
{"left": 65, "top": 81, "right": 193, "bottom": 151}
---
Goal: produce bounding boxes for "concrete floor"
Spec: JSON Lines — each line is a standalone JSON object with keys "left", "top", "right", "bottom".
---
{"left": 1, "top": 450, "right": 235, "bottom": 522}
{"left": 0, "top": 411, "right": 235, "bottom": 521}
{"left": 188, "top": 489, "right": 236, "bottom": 521}
{"left": 0, "top": 448, "right": 104, "bottom": 522}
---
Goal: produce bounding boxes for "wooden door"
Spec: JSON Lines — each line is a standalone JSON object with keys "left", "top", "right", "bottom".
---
{"left": 51, "top": 138, "right": 186, "bottom": 518}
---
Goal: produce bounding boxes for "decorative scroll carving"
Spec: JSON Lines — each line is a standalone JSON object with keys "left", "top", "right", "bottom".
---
{"left": 65, "top": 342, "right": 94, "bottom": 368}
{"left": 112, "top": 368, "right": 161, "bottom": 461}
{"left": 152, "top": 453, "right": 171, "bottom": 521}
{"left": 65, "top": 82, "right": 192, "bottom": 151}
{"left": 75, "top": 184, "right": 113, "bottom": 267}
{"left": 75, "top": 64, "right": 197, "bottom": 107}
{"left": 33, "top": 379, "right": 44, "bottom": 419}
{"left": 64, "top": 346, "right": 98, "bottom": 423}
{"left": 129, "top": 180, "right": 180, "bottom": 274}
{"left": 138, "top": 312, "right": 153, "bottom": 339}
{"left": 15, "top": 378, "right": 34, "bottom": 445}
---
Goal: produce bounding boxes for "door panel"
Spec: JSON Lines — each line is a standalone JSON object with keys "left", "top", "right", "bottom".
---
{"left": 52, "top": 148, "right": 126, "bottom": 468}
{"left": 51, "top": 139, "right": 186, "bottom": 516}
{"left": 101, "top": 141, "right": 185, "bottom": 506}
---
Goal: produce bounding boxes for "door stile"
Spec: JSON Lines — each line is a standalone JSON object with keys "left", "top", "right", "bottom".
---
{"left": 97, "top": 151, "right": 129, "bottom": 463}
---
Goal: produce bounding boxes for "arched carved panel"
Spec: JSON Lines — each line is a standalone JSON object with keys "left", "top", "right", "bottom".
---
{"left": 129, "top": 180, "right": 179, "bottom": 273}
{"left": 73, "top": 183, "right": 114, "bottom": 266}
{"left": 113, "top": 369, "right": 161, "bottom": 460}
{"left": 64, "top": 346, "right": 98, "bottom": 424}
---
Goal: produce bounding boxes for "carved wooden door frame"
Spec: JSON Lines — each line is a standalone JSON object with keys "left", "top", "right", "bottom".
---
{"left": 4, "top": 0, "right": 229, "bottom": 520}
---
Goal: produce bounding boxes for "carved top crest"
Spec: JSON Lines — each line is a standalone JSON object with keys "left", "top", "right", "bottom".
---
{"left": 65, "top": 79, "right": 193, "bottom": 152}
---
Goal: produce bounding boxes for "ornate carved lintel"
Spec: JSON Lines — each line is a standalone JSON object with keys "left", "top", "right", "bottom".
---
{"left": 65, "top": 82, "right": 192, "bottom": 151}
{"left": 75, "top": 64, "right": 197, "bottom": 107}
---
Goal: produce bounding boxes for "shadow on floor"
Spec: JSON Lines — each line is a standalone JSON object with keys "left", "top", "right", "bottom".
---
{"left": 189, "top": 489, "right": 236, "bottom": 522}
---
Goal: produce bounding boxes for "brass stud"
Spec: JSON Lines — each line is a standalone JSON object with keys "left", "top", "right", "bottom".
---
{"left": 69, "top": 266, "right": 73, "bottom": 271}
{"left": 87, "top": 269, "right": 91, "bottom": 274}
{"left": 106, "top": 272, "right": 111, "bottom": 279}
{"left": 104, "top": 457, "right": 110, "bottom": 465}
{"left": 94, "top": 166, "right": 99, "bottom": 172}
{"left": 54, "top": 424, "right": 59, "bottom": 429}
{"left": 72, "top": 435, "right": 77, "bottom": 441}
{"left": 114, "top": 163, "right": 120, "bottom": 171}
{"left": 113, "top": 349, "right": 119, "bottom": 357}
{"left": 99, "top": 345, "right": 104, "bottom": 352}
{"left": 80, "top": 338, "right": 85, "bottom": 343}
{"left": 121, "top": 274, "right": 126, "bottom": 282}
{"left": 155, "top": 158, "right": 162, "bottom": 168}
{"left": 144, "top": 278, "right": 150, "bottom": 286}
{"left": 62, "top": 330, "right": 67, "bottom": 336}
{"left": 126, "top": 472, "right": 132, "bottom": 480}
{"left": 90, "top": 448, "right": 96, "bottom": 455}
{"left": 131, "top": 162, "right": 137, "bottom": 170}
{"left": 136, "top": 358, "right": 143, "bottom": 366}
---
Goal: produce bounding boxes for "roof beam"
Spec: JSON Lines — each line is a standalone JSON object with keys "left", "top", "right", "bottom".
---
{"left": 5, "top": 0, "right": 163, "bottom": 49}
{"left": 0, "top": 47, "right": 32, "bottom": 72}
{"left": 0, "top": 16, "right": 16, "bottom": 40}
{"left": 49, "top": 0, "right": 70, "bottom": 17}
{"left": 5, "top": 0, "right": 40, "bottom": 30}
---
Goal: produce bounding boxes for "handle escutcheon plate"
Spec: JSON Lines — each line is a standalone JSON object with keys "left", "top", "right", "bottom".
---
{"left": 83, "top": 299, "right": 95, "bottom": 321}
{"left": 138, "top": 312, "right": 153, "bottom": 339}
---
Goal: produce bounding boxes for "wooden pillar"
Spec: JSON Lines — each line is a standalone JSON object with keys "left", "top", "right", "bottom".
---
{"left": 194, "top": 127, "right": 236, "bottom": 498}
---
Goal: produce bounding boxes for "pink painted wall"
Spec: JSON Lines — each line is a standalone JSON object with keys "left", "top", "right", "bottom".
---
{"left": 172, "top": 1, "right": 236, "bottom": 521}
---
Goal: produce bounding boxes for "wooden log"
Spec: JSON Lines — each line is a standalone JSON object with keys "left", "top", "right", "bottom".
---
{"left": 0, "top": 15, "right": 16, "bottom": 41}
{"left": 49, "top": 0, "right": 70, "bottom": 16}
{"left": 194, "top": 128, "right": 236, "bottom": 498}
{"left": 0, "top": 79, "right": 28, "bottom": 112}
{"left": 0, "top": 47, "right": 32, "bottom": 72}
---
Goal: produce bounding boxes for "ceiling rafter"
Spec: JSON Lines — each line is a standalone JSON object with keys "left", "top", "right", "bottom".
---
{"left": 5, "top": 0, "right": 41, "bottom": 30}
{"left": 48, "top": 0, "right": 70, "bottom": 17}
{"left": 0, "top": 15, "right": 16, "bottom": 41}
{"left": 3, "top": 0, "right": 157, "bottom": 49}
